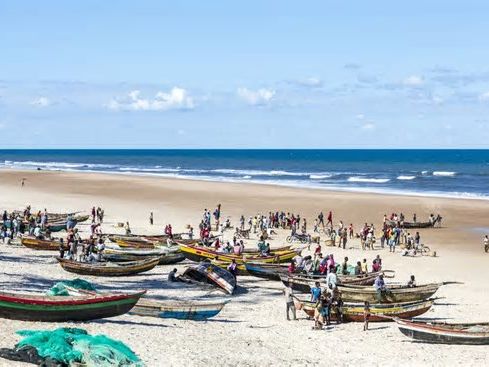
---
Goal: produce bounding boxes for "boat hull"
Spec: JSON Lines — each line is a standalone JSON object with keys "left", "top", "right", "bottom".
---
{"left": 396, "top": 319, "right": 489, "bottom": 345}
{"left": 57, "top": 257, "right": 160, "bottom": 276}
{"left": 0, "top": 291, "right": 145, "bottom": 322}
{"left": 337, "top": 284, "right": 442, "bottom": 303}
{"left": 130, "top": 299, "right": 228, "bottom": 321}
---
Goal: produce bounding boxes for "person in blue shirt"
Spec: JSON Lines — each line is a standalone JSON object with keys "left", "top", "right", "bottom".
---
{"left": 310, "top": 281, "right": 322, "bottom": 302}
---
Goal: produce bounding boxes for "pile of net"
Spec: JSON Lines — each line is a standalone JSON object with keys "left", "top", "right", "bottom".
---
{"left": 46, "top": 279, "right": 98, "bottom": 296}
{"left": 0, "top": 328, "right": 143, "bottom": 366}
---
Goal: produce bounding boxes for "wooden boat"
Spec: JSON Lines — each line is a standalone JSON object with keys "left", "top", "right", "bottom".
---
{"left": 336, "top": 283, "right": 445, "bottom": 303}
{"left": 130, "top": 298, "right": 229, "bottom": 320}
{"left": 112, "top": 239, "right": 156, "bottom": 249}
{"left": 280, "top": 272, "right": 383, "bottom": 293}
{"left": 0, "top": 290, "right": 146, "bottom": 322}
{"left": 295, "top": 298, "right": 435, "bottom": 322}
{"left": 394, "top": 318, "right": 489, "bottom": 345}
{"left": 386, "top": 215, "right": 441, "bottom": 229}
{"left": 179, "top": 244, "right": 298, "bottom": 264}
{"left": 103, "top": 247, "right": 185, "bottom": 265}
{"left": 56, "top": 257, "right": 160, "bottom": 276}
{"left": 46, "top": 222, "right": 69, "bottom": 232}
{"left": 180, "top": 262, "right": 236, "bottom": 294}
{"left": 212, "top": 260, "right": 248, "bottom": 276}
{"left": 21, "top": 236, "right": 61, "bottom": 251}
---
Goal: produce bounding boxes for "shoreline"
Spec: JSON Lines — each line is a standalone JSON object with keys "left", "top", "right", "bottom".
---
{"left": 2, "top": 167, "right": 489, "bottom": 203}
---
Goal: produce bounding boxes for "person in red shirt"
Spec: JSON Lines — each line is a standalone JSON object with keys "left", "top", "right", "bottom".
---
{"left": 327, "top": 211, "right": 333, "bottom": 228}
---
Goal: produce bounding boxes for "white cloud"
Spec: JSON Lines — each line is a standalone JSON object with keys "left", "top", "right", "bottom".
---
{"left": 403, "top": 75, "right": 424, "bottom": 86}
{"left": 237, "top": 88, "right": 275, "bottom": 105}
{"left": 479, "top": 91, "right": 489, "bottom": 101}
{"left": 31, "top": 97, "right": 51, "bottom": 107}
{"left": 293, "top": 77, "right": 323, "bottom": 88}
{"left": 361, "top": 123, "right": 375, "bottom": 130}
{"left": 108, "top": 87, "right": 194, "bottom": 111}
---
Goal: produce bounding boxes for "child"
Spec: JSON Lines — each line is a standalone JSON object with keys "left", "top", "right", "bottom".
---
{"left": 363, "top": 301, "right": 370, "bottom": 331}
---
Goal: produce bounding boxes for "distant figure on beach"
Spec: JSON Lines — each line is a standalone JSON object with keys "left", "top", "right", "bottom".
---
{"left": 407, "top": 275, "right": 416, "bottom": 287}
{"left": 149, "top": 212, "right": 153, "bottom": 225}
{"left": 168, "top": 268, "right": 178, "bottom": 282}
{"left": 484, "top": 235, "right": 489, "bottom": 253}
{"left": 327, "top": 211, "right": 333, "bottom": 228}
{"left": 363, "top": 301, "right": 370, "bottom": 331}
{"left": 284, "top": 284, "right": 296, "bottom": 321}
{"left": 21, "top": 178, "right": 25, "bottom": 187}
{"left": 124, "top": 221, "right": 131, "bottom": 235}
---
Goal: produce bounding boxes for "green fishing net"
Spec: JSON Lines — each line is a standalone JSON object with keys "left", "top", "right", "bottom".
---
{"left": 46, "top": 279, "right": 98, "bottom": 296}
{"left": 16, "top": 328, "right": 143, "bottom": 366}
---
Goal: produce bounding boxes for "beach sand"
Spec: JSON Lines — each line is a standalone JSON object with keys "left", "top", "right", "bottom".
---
{"left": 0, "top": 169, "right": 488, "bottom": 366}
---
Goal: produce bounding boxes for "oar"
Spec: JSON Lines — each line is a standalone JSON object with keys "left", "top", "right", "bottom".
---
{"left": 442, "top": 281, "right": 464, "bottom": 286}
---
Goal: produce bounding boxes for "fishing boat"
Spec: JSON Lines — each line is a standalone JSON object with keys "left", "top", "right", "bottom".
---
{"left": 56, "top": 257, "right": 160, "bottom": 276}
{"left": 46, "top": 222, "right": 69, "bottom": 232}
{"left": 212, "top": 260, "right": 248, "bottom": 275}
{"left": 103, "top": 247, "right": 185, "bottom": 265}
{"left": 280, "top": 272, "right": 388, "bottom": 293}
{"left": 336, "top": 283, "right": 447, "bottom": 303}
{"left": 0, "top": 290, "right": 146, "bottom": 322}
{"left": 130, "top": 298, "right": 229, "bottom": 320}
{"left": 180, "top": 262, "right": 236, "bottom": 294}
{"left": 179, "top": 244, "right": 298, "bottom": 264}
{"left": 295, "top": 298, "right": 435, "bottom": 322}
{"left": 394, "top": 318, "right": 489, "bottom": 345}
{"left": 20, "top": 236, "right": 61, "bottom": 251}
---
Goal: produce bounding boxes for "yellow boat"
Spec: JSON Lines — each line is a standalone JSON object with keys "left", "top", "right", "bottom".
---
{"left": 180, "top": 244, "right": 298, "bottom": 264}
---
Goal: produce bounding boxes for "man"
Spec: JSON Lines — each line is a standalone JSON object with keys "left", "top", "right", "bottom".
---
{"left": 284, "top": 284, "right": 296, "bottom": 321}
{"left": 318, "top": 212, "right": 324, "bottom": 227}
{"left": 227, "top": 259, "right": 238, "bottom": 279}
{"left": 327, "top": 211, "right": 333, "bottom": 228}
{"left": 354, "top": 261, "right": 362, "bottom": 275}
{"left": 310, "top": 281, "right": 321, "bottom": 302}
{"left": 341, "top": 257, "right": 349, "bottom": 275}
{"left": 326, "top": 267, "right": 338, "bottom": 290}
{"left": 149, "top": 212, "right": 153, "bottom": 225}
{"left": 168, "top": 268, "right": 178, "bottom": 282}
{"left": 361, "top": 258, "right": 368, "bottom": 274}
{"left": 374, "top": 274, "right": 388, "bottom": 302}
{"left": 484, "top": 235, "right": 489, "bottom": 252}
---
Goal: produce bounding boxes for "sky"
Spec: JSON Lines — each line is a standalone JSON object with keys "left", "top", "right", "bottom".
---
{"left": 1, "top": 1, "right": 489, "bottom": 148}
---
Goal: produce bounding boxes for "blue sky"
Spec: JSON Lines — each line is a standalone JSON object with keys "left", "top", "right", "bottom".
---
{"left": 1, "top": 1, "right": 489, "bottom": 148}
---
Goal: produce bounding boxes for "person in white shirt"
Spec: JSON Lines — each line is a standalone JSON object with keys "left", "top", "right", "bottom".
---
{"left": 325, "top": 267, "right": 338, "bottom": 291}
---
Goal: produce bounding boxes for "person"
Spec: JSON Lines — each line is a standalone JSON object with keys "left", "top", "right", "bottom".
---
{"left": 168, "top": 268, "right": 178, "bottom": 282}
{"left": 310, "top": 282, "right": 321, "bottom": 302}
{"left": 288, "top": 260, "right": 297, "bottom": 274}
{"left": 354, "top": 261, "right": 362, "bottom": 275}
{"left": 374, "top": 274, "right": 389, "bottom": 302}
{"left": 348, "top": 223, "right": 354, "bottom": 239}
{"left": 284, "top": 284, "right": 296, "bottom": 321}
{"left": 331, "top": 286, "right": 343, "bottom": 323}
{"left": 58, "top": 238, "right": 66, "bottom": 259}
{"left": 372, "top": 259, "right": 381, "bottom": 273}
{"left": 318, "top": 212, "right": 324, "bottom": 227}
{"left": 363, "top": 301, "right": 370, "bottom": 331}
{"left": 413, "top": 213, "right": 417, "bottom": 223}
{"left": 318, "top": 292, "right": 331, "bottom": 327}
{"left": 407, "top": 275, "right": 416, "bottom": 287}
{"left": 21, "top": 178, "right": 25, "bottom": 187}
{"left": 327, "top": 211, "right": 333, "bottom": 228}
{"left": 149, "top": 212, "right": 153, "bottom": 225}
{"left": 341, "top": 257, "right": 349, "bottom": 275}
{"left": 326, "top": 267, "right": 337, "bottom": 290}
{"left": 361, "top": 258, "right": 368, "bottom": 274}
{"left": 124, "top": 222, "right": 131, "bottom": 235}
{"left": 227, "top": 259, "right": 238, "bottom": 278}
{"left": 484, "top": 235, "right": 489, "bottom": 252}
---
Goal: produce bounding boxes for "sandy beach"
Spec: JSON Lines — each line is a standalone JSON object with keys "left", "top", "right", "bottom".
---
{"left": 1, "top": 169, "right": 489, "bottom": 366}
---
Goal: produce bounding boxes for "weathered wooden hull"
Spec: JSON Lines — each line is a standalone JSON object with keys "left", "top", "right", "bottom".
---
{"left": 386, "top": 220, "right": 434, "bottom": 229}
{"left": 181, "top": 263, "right": 236, "bottom": 294}
{"left": 21, "top": 237, "right": 60, "bottom": 251}
{"left": 103, "top": 246, "right": 185, "bottom": 265}
{"left": 180, "top": 244, "right": 298, "bottom": 264}
{"left": 337, "top": 283, "right": 442, "bottom": 303}
{"left": 130, "top": 298, "right": 229, "bottom": 320}
{"left": 0, "top": 290, "right": 145, "bottom": 322}
{"left": 57, "top": 257, "right": 160, "bottom": 276}
{"left": 280, "top": 273, "right": 380, "bottom": 293}
{"left": 395, "top": 319, "right": 489, "bottom": 345}
{"left": 297, "top": 299, "right": 434, "bottom": 322}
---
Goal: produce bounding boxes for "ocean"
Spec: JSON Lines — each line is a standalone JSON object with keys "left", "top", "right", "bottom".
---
{"left": 1, "top": 149, "right": 489, "bottom": 200}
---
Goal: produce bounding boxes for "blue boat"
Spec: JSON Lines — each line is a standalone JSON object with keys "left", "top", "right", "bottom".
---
{"left": 130, "top": 299, "right": 230, "bottom": 321}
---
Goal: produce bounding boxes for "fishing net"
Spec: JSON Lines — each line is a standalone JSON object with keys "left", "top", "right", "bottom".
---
{"left": 46, "top": 279, "right": 98, "bottom": 296}
{"left": 14, "top": 328, "right": 143, "bottom": 366}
